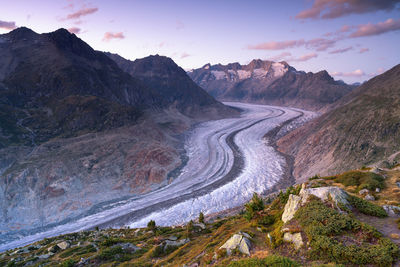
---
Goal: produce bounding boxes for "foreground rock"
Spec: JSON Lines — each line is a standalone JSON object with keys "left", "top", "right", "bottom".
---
{"left": 282, "top": 185, "right": 349, "bottom": 223}
{"left": 220, "top": 232, "right": 251, "bottom": 255}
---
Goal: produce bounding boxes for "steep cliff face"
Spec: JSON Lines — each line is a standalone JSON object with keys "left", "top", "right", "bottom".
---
{"left": 277, "top": 64, "right": 400, "bottom": 182}
{"left": 0, "top": 28, "right": 235, "bottom": 235}
{"left": 188, "top": 59, "right": 354, "bottom": 111}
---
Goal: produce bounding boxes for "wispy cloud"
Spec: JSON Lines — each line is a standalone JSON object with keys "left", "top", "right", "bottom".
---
{"left": 248, "top": 40, "right": 305, "bottom": 50}
{"left": 291, "top": 52, "right": 318, "bottom": 62}
{"left": 268, "top": 52, "right": 318, "bottom": 62}
{"left": 329, "top": 46, "right": 353, "bottom": 54}
{"left": 267, "top": 52, "right": 292, "bottom": 61}
{"left": 350, "top": 18, "right": 400, "bottom": 37}
{"left": 180, "top": 52, "right": 190, "bottom": 59}
{"left": 296, "top": 0, "right": 400, "bottom": 20}
{"left": 67, "top": 27, "right": 81, "bottom": 34}
{"left": 248, "top": 37, "right": 336, "bottom": 52}
{"left": 330, "top": 69, "right": 365, "bottom": 77}
{"left": 65, "top": 7, "right": 98, "bottom": 20}
{"left": 0, "top": 20, "right": 17, "bottom": 30}
{"left": 359, "top": 47, "right": 369, "bottom": 53}
{"left": 103, "top": 32, "right": 125, "bottom": 41}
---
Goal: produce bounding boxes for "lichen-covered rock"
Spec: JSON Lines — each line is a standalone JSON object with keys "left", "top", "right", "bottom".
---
{"left": 283, "top": 232, "right": 304, "bottom": 250}
{"left": 300, "top": 186, "right": 349, "bottom": 207}
{"left": 364, "top": 194, "right": 375, "bottom": 201}
{"left": 164, "top": 238, "right": 190, "bottom": 250}
{"left": 220, "top": 232, "right": 251, "bottom": 255}
{"left": 383, "top": 205, "right": 400, "bottom": 217}
{"left": 282, "top": 194, "right": 302, "bottom": 223}
{"left": 359, "top": 189, "right": 369, "bottom": 195}
{"left": 56, "top": 241, "right": 70, "bottom": 250}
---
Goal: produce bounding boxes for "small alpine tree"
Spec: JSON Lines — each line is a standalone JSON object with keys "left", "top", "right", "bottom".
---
{"left": 199, "top": 212, "right": 205, "bottom": 224}
{"left": 147, "top": 220, "right": 156, "bottom": 231}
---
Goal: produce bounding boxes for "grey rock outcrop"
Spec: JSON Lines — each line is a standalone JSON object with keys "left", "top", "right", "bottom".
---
{"left": 282, "top": 194, "right": 302, "bottom": 223}
{"left": 383, "top": 205, "right": 400, "bottom": 217}
{"left": 220, "top": 232, "right": 251, "bottom": 255}
{"left": 283, "top": 232, "right": 304, "bottom": 250}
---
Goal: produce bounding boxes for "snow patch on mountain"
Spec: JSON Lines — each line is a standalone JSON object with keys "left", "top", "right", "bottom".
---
{"left": 237, "top": 70, "right": 251, "bottom": 80}
{"left": 272, "top": 62, "right": 287, "bottom": 78}
{"left": 252, "top": 68, "right": 268, "bottom": 79}
{"left": 211, "top": 70, "right": 227, "bottom": 80}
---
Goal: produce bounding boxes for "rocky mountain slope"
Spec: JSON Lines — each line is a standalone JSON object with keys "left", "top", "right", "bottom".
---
{"left": 2, "top": 168, "right": 399, "bottom": 266}
{"left": 0, "top": 28, "right": 235, "bottom": 238}
{"left": 277, "top": 64, "right": 400, "bottom": 181}
{"left": 188, "top": 59, "right": 354, "bottom": 111}
{"left": 106, "top": 53, "right": 231, "bottom": 119}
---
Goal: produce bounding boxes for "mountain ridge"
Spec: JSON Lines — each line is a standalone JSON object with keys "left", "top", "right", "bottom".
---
{"left": 277, "top": 63, "right": 400, "bottom": 181}
{"left": 188, "top": 59, "right": 355, "bottom": 111}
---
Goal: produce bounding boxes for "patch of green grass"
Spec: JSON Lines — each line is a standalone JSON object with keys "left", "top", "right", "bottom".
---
{"left": 294, "top": 197, "right": 398, "bottom": 266}
{"left": 333, "top": 171, "right": 384, "bottom": 191}
{"left": 60, "top": 259, "right": 77, "bottom": 267}
{"left": 221, "top": 255, "right": 299, "bottom": 267}
{"left": 348, "top": 195, "right": 387, "bottom": 217}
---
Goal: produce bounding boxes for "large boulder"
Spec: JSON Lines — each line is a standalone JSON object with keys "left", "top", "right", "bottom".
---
{"left": 283, "top": 232, "right": 304, "bottom": 250}
{"left": 281, "top": 185, "right": 350, "bottom": 223}
{"left": 220, "top": 232, "right": 251, "bottom": 255}
{"left": 383, "top": 205, "right": 400, "bottom": 217}
{"left": 282, "top": 194, "right": 302, "bottom": 223}
{"left": 300, "top": 186, "right": 349, "bottom": 207}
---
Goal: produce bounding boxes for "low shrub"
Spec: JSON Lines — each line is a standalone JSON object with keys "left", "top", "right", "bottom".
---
{"left": 61, "top": 259, "right": 77, "bottom": 267}
{"left": 223, "top": 255, "right": 299, "bottom": 267}
{"left": 97, "top": 246, "right": 123, "bottom": 260}
{"left": 277, "top": 185, "right": 302, "bottom": 204}
{"left": 348, "top": 195, "right": 387, "bottom": 217}
{"left": 243, "top": 193, "right": 264, "bottom": 221}
{"left": 294, "top": 198, "right": 398, "bottom": 265}
{"left": 334, "top": 171, "right": 384, "bottom": 191}
{"left": 257, "top": 214, "right": 275, "bottom": 226}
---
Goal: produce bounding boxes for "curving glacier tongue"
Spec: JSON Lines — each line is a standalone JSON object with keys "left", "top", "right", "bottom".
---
{"left": 0, "top": 102, "right": 315, "bottom": 252}
{"left": 128, "top": 102, "right": 303, "bottom": 227}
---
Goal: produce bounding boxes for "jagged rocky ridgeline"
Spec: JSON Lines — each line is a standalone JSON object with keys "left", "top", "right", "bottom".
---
{"left": 188, "top": 59, "right": 355, "bottom": 111}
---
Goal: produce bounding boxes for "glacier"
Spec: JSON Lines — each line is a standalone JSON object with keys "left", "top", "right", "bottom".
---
{"left": 0, "top": 102, "right": 315, "bottom": 252}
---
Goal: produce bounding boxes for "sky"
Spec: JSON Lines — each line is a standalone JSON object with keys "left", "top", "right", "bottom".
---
{"left": 0, "top": 0, "right": 399, "bottom": 83}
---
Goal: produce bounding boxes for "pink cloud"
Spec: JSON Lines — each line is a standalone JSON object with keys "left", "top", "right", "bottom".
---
{"left": 290, "top": 52, "right": 318, "bottom": 62}
{"left": 350, "top": 18, "right": 400, "bottom": 37}
{"left": 268, "top": 52, "right": 317, "bottom": 62}
{"left": 248, "top": 37, "right": 335, "bottom": 52}
{"left": 0, "top": 20, "right": 17, "bottom": 30}
{"left": 359, "top": 47, "right": 369, "bottom": 53}
{"left": 330, "top": 69, "right": 365, "bottom": 77}
{"left": 248, "top": 40, "right": 305, "bottom": 50}
{"left": 67, "top": 27, "right": 81, "bottom": 34}
{"left": 329, "top": 46, "right": 353, "bottom": 54}
{"left": 180, "top": 52, "right": 190, "bottom": 59}
{"left": 103, "top": 32, "right": 125, "bottom": 41}
{"left": 267, "top": 52, "right": 292, "bottom": 61}
{"left": 66, "top": 7, "right": 98, "bottom": 20}
{"left": 296, "top": 0, "right": 400, "bottom": 20}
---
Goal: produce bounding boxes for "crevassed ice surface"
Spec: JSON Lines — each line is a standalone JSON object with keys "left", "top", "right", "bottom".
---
{"left": 0, "top": 102, "right": 315, "bottom": 251}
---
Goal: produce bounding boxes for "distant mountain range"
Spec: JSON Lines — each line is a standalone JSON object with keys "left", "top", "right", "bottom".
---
{"left": 0, "top": 28, "right": 236, "bottom": 234}
{"left": 277, "top": 64, "right": 400, "bottom": 181}
{"left": 188, "top": 60, "right": 355, "bottom": 111}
